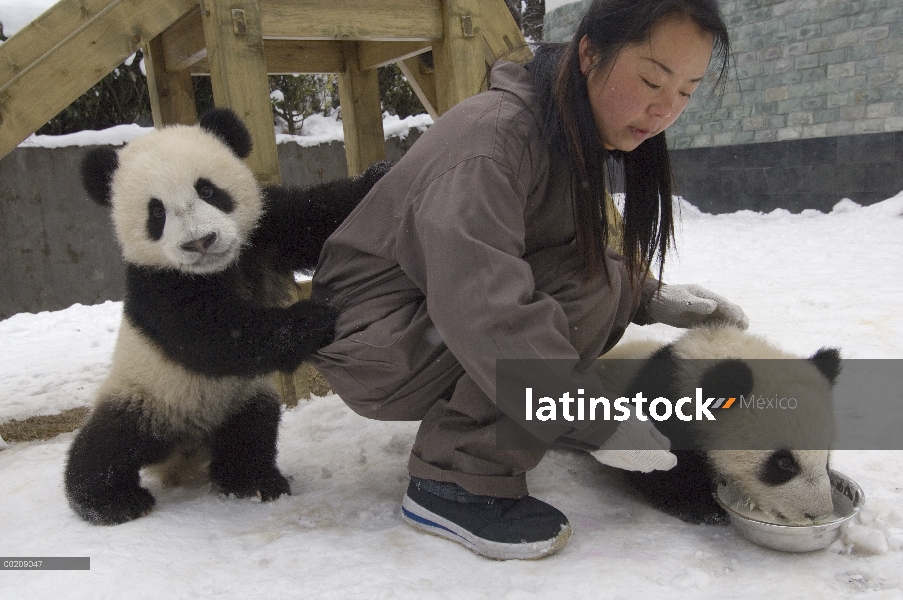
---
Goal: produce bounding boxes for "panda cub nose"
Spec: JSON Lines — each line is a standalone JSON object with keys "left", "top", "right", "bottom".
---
{"left": 181, "top": 233, "right": 217, "bottom": 254}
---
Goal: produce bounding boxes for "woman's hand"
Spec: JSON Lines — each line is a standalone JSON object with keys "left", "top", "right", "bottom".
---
{"left": 590, "top": 418, "right": 677, "bottom": 472}
{"left": 647, "top": 283, "right": 749, "bottom": 330}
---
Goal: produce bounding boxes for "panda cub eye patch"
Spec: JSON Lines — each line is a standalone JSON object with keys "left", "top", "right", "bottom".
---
{"left": 194, "top": 177, "right": 235, "bottom": 213}
{"left": 758, "top": 449, "right": 801, "bottom": 486}
{"left": 147, "top": 198, "right": 166, "bottom": 241}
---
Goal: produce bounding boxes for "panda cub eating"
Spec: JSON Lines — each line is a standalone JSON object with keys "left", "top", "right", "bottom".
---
{"left": 594, "top": 326, "right": 842, "bottom": 526}
{"left": 66, "top": 109, "right": 388, "bottom": 525}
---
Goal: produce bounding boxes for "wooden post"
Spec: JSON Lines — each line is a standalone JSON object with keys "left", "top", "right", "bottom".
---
{"left": 431, "top": 0, "right": 487, "bottom": 115}
{"left": 145, "top": 36, "right": 198, "bottom": 127}
{"left": 398, "top": 55, "right": 439, "bottom": 120}
{"left": 480, "top": 0, "right": 533, "bottom": 66}
{"left": 200, "top": 0, "right": 280, "bottom": 184}
{"left": 337, "top": 41, "right": 386, "bottom": 176}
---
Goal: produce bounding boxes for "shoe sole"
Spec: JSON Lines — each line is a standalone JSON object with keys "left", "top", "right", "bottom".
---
{"left": 401, "top": 493, "right": 572, "bottom": 560}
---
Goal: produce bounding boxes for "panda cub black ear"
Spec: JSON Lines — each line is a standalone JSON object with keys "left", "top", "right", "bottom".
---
{"left": 81, "top": 147, "right": 119, "bottom": 207}
{"left": 808, "top": 347, "right": 842, "bottom": 385}
{"left": 699, "top": 358, "right": 755, "bottom": 401}
{"left": 199, "top": 108, "right": 253, "bottom": 158}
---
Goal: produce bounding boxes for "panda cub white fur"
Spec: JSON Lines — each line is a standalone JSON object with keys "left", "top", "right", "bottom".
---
{"left": 65, "top": 109, "right": 389, "bottom": 525}
{"left": 595, "top": 326, "right": 841, "bottom": 525}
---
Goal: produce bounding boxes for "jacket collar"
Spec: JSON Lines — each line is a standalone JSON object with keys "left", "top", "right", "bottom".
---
{"left": 489, "top": 61, "right": 541, "bottom": 119}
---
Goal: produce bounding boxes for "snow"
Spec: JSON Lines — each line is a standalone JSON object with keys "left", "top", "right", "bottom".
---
{"left": 16, "top": 113, "right": 434, "bottom": 150}
{"left": 0, "top": 0, "right": 56, "bottom": 38}
{"left": 2, "top": 188, "right": 902, "bottom": 597}
{"left": 545, "top": 0, "right": 584, "bottom": 14}
{"left": 275, "top": 112, "right": 433, "bottom": 149}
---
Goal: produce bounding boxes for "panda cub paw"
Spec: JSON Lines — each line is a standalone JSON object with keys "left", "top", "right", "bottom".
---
{"left": 69, "top": 485, "right": 156, "bottom": 526}
{"left": 358, "top": 159, "right": 393, "bottom": 190}
{"left": 215, "top": 469, "right": 291, "bottom": 501}
{"left": 272, "top": 300, "right": 339, "bottom": 371}
{"left": 257, "top": 471, "right": 292, "bottom": 501}
{"left": 673, "top": 503, "right": 731, "bottom": 526}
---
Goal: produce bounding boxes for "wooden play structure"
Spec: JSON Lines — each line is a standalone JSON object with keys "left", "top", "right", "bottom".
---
{"left": 0, "top": 0, "right": 530, "bottom": 403}
{"left": 0, "top": 0, "right": 531, "bottom": 179}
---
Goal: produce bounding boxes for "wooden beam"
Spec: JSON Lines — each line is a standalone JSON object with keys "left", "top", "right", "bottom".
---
{"left": 160, "top": 6, "right": 206, "bottom": 71}
{"left": 358, "top": 41, "right": 432, "bottom": 71}
{"left": 431, "top": 0, "right": 489, "bottom": 115}
{"left": 263, "top": 40, "right": 345, "bottom": 74}
{"left": 398, "top": 56, "right": 438, "bottom": 120}
{"left": 337, "top": 42, "right": 386, "bottom": 176}
{"left": 164, "top": 3, "right": 441, "bottom": 73}
{"left": 480, "top": 0, "right": 533, "bottom": 66}
{"left": 259, "top": 0, "right": 443, "bottom": 41}
{"left": 170, "top": 37, "right": 345, "bottom": 75}
{"left": 0, "top": 0, "right": 197, "bottom": 160}
{"left": 0, "top": 0, "right": 121, "bottom": 89}
{"left": 201, "top": 0, "right": 281, "bottom": 185}
{"left": 188, "top": 42, "right": 344, "bottom": 75}
{"left": 145, "top": 36, "right": 198, "bottom": 127}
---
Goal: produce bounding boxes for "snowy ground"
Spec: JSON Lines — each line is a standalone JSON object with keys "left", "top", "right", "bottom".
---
{"left": 2, "top": 190, "right": 903, "bottom": 598}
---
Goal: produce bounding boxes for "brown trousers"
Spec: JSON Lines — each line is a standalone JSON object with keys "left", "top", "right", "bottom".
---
{"left": 309, "top": 244, "right": 639, "bottom": 497}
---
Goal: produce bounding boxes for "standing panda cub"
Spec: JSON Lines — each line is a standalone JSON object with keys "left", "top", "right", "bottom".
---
{"left": 593, "top": 326, "right": 841, "bottom": 526}
{"left": 66, "top": 109, "right": 389, "bottom": 525}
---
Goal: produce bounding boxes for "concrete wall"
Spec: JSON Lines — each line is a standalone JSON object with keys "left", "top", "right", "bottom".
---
{"left": 670, "top": 129, "right": 903, "bottom": 212}
{"left": 0, "top": 131, "right": 422, "bottom": 320}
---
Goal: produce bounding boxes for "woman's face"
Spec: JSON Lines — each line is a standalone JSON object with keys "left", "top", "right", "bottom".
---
{"left": 579, "top": 17, "right": 715, "bottom": 152}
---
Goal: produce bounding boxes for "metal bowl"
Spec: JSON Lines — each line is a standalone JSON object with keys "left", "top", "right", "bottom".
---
{"left": 713, "top": 469, "right": 865, "bottom": 553}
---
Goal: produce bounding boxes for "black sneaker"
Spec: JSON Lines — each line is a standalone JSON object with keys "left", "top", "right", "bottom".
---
{"left": 401, "top": 477, "right": 571, "bottom": 560}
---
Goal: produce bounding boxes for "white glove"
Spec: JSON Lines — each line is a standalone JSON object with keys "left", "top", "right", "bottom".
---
{"left": 647, "top": 283, "right": 749, "bottom": 330}
{"left": 590, "top": 418, "right": 677, "bottom": 472}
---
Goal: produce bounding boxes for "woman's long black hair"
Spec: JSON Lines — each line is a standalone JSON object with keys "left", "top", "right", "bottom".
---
{"left": 527, "top": 0, "right": 730, "bottom": 287}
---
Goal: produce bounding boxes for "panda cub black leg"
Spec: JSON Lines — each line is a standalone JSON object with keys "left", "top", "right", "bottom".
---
{"left": 623, "top": 450, "right": 729, "bottom": 525}
{"left": 208, "top": 393, "right": 290, "bottom": 501}
{"left": 65, "top": 400, "right": 174, "bottom": 525}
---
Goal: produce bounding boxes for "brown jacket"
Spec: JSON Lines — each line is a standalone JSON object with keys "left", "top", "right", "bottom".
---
{"left": 312, "top": 61, "right": 653, "bottom": 423}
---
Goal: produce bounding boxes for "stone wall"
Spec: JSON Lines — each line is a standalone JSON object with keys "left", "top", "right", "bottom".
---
{"left": 670, "top": 0, "right": 903, "bottom": 150}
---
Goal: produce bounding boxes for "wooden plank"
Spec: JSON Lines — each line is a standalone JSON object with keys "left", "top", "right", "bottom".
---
{"left": 263, "top": 40, "right": 345, "bottom": 74}
{"left": 357, "top": 41, "right": 432, "bottom": 71}
{"left": 160, "top": 5, "right": 207, "bottom": 71}
{"left": 145, "top": 35, "right": 198, "bottom": 127}
{"left": 275, "top": 279, "right": 314, "bottom": 406}
{"left": 480, "top": 0, "right": 533, "bottom": 66}
{"left": 188, "top": 58, "right": 211, "bottom": 75}
{"left": 0, "top": 0, "right": 197, "bottom": 160}
{"left": 201, "top": 0, "right": 281, "bottom": 185}
{"left": 431, "top": 0, "right": 489, "bottom": 115}
{"left": 337, "top": 42, "right": 386, "bottom": 176}
{"left": 186, "top": 40, "right": 345, "bottom": 75}
{"left": 398, "top": 56, "right": 439, "bottom": 120}
{"left": 0, "top": 0, "right": 120, "bottom": 89}
{"left": 259, "top": 0, "right": 443, "bottom": 41}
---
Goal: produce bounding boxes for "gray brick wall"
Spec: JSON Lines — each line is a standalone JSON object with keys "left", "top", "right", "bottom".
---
{"left": 544, "top": 0, "right": 903, "bottom": 150}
